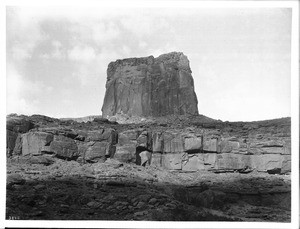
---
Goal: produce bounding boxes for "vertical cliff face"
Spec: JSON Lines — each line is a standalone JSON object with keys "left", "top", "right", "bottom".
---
{"left": 101, "top": 52, "right": 199, "bottom": 118}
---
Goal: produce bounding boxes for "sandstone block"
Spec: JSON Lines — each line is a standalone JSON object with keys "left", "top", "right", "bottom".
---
{"left": 118, "top": 130, "right": 139, "bottom": 146}
{"left": 184, "top": 137, "right": 202, "bottom": 153}
{"left": 219, "top": 139, "right": 240, "bottom": 153}
{"left": 49, "top": 135, "right": 78, "bottom": 159}
{"left": 281, "top": 155, "right": 291, "bottom": 173}
{"left": 250, "top": 154, "right": 283, "bottom": 172}
{"left": 182, "top": 154, "right": 205, "bottom": 171}
{"left": 113, "top": 144, "right": 136, "bottom": 163}
{"left": 162, "top": 153, "right": 184, "bottom": 170}
{"left": 249, "top": 140, "right": 285, "bottom": 155}
{"left": 163, "top": 132, "right": 183, "bottom": 153}
{"left": 22, "top": 132, "right": 54, "bottom": 156}
{"left": 203, "top": 138, "right": 218, "bottom": 152}
{"left": 86, "top": 128, "right": 116, "bottom": 143}
{"left": 203, "top": 153, "right": 217, "bottom": 166}
{"left": 85, "top": 141, "right": 108, "bottom": 162}
{"left": 150, "top": 152, "right": 162, "bottom": 167}
{"left": 137, "top": 131, "right": 152, "bottom": 150}
{"left": 213, "top": 153, "right": 251, "bottom": 171}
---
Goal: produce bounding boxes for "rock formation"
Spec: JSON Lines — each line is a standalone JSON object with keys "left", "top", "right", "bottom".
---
{"left": 6, "top": 114, "right": 291, "bottom": 174}
{"left": 6, "top": 115, "right": 292, "bottom": 221}
{"left": 5, "top": 52, "right": 292, "bottom": 221}
{"left": 6, "top": 115, "right": 35, "bottom": 156}
{"left": 101, "top": 52, "right": 199, "bottom": 118}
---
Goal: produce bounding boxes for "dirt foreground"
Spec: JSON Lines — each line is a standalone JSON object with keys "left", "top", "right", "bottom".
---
{"left": 6, "top": 156, "right": 291, "bottom": 222}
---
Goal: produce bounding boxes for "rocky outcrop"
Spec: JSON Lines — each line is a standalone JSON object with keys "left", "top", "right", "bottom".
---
{"left": 113, "top": 124, "right": 291, "bottom": 174}
{"left": 6, "top": 115, "right": 291, "bottom": 174}
{"left": 101, "top": 52, "right": 199, "bottom": 118}
{"left": 6, "top": 116, "right": 35, "bottom": 156}
{"left": 11, "top": 126, "right": 117, "bottom": 163}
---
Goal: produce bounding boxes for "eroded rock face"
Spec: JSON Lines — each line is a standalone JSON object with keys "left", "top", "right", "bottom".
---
{"left": 6, "top": 116, "right": 35, "bottom": 156}
{"left": 101, "top": 52, "right": 199, "bottom": 118}
{"left": 6, "top": 114, "right": 291, "bottom": 174}
{"left": 114, "top": 124, "right": 291, "bottom": 174}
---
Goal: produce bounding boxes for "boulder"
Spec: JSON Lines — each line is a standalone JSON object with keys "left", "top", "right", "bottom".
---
{"left": 84, "top": 141, "right": 108, "bottom": 162}
{"left": 101, "top": 52, "right": 199, "bottom": 118}
{"left": 162, "top": 153, "right": 184, "bottom": 170}
{"left": 6, "top": 116, "right": 35, "bottom": 133}
{"left": 113, "top": 144, "right": 136, "bottom": 163}
{"left": 22, "top": 132, "right": 54, "bottom": 156}
{"left": 6, "top": 116, "right": 35, "bottom": 156}
{"left": 184, "top": 137, "right": 202, "bottom": 153}
{"left": 104, "top": 158, "right": 124, "bottom": 168}
{"left": 77, "top": 141, "right": 88, "bottom": 159}
{"left": 203, "top": 138, "right": 218, "bottom": 152}
{"left": 212, "top": 153, "right": 251, "bottom": 171}
{"left": 163, "top": 132, "right": 184, "bottom": 153}
{"left": 251, "top": 154, "right": 284, "bottom": 172}
{"left": 203, "top": 153, "right": 217, "bottom": 166}
{"left": 86, "top": 128, "right": 117, "bottom": 143}
{"left": 249, "top": 140, "right": 285, "bottom": 155}
{"left": 139, "top": 150, "right": 152, "bottom": 166}
{"left": 86, "top": 130, "right": 104, "bottom": 142}
{"left": 182, "top": 154, "right": 205, "bottom": 171}
{"left": 281, "top": 155, "right": 291, "bottom": 174}
{"left": 49, "top": 135, "right": 78, "bottom": 159}
{"left": 150, "top": 152, "right": 162, "bottom": 167}
{"left": 218, "top": 139, "right": 240, "bottom": 153}
{"left": 78, "top": 139, "right": 114, "bottom": 162}
{"left": 37, "top": 127, "right": 78, "bottom": 139}
{"left": 137, "top": 131, "right": 151, "bottom": 150}
{"left": 118, "top": 130, "right": 139, "bottom": 146}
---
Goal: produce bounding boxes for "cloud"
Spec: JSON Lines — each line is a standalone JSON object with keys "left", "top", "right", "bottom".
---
{"left": 139, "top": 41, "right": 148, "bottom": 49}
{"left": 71, "top": 48, "right": 121, "bottom": 87}
{"left": 7, "top": 7, "right": 45, "bottom": 61}
{"left": 51, "top": 40, "right": 64, "bottom": 59}
{"left": 11, "top": 6, "right": 122, "bottom": 23}
{"left": 145, "top": 43, "right": 177, "bottom": 58}
{"left": 120, "top": 14, "right": 170, "bottom": 38}
{"left": 68, "top": 45, "right": 96, "bottom": 62}
{"left": 72, "top": 65, "right": 90, "bottom": 86}
{"left": 40, "top": 40, "right": 65, "bottom": 60}
{"left": 6, "top": 64, "right": 53, "bottom": 115}
{"left": 6, "top": 65, "right": 38, "bottom": 114}
{"left": 90, "top": 21, "right": 120, "bottom": 44}
{"left": 10, "top": 45, "right": 32, "bottom": 60}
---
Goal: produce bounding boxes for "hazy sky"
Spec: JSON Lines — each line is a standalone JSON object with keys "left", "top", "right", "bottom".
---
{"left": 6, "top": 6, "right": 291, "bottom": 121}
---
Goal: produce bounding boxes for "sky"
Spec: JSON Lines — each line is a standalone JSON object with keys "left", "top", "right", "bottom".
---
{"left": 6, "top": 5, "right": 292, "bottom": 121}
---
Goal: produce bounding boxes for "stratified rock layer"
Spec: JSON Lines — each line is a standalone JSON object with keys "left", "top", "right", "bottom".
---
{"left": 101, "top": 52, "right": 199, "bottom": 118}
{"left": 7, "top": 115, "right": 291, "bottom": 174}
